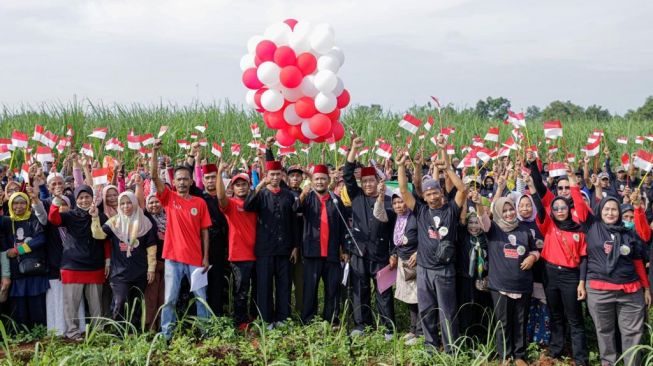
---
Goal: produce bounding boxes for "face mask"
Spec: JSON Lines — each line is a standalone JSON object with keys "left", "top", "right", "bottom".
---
{"left": 624, "top": 221, "right": 635, "bottom": 230}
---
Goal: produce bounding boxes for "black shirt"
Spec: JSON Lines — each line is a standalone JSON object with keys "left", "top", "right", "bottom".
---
{"left": 102, "top": 215, "right": 158, "bottom": 283}
{"left": 486, "top": 222, "right": 537, "bottom": 294}
{"left": 244, "top": 186, "right": 298, "bottom": 257}
{"left": 414, "top": 199, "right": 461, "bottom": 272}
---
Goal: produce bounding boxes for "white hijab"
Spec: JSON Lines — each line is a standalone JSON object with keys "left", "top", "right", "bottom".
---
{"left": 106, "top": 191, "right": 152, "bottom": 257}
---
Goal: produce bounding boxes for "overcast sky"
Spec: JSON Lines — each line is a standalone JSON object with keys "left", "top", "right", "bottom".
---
{"left": 2, "top": 0, "right": 652, "bottom": 115}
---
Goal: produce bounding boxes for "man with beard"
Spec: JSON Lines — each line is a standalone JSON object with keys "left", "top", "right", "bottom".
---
{"left": 298, "top": 164, "right": 346, "bottom": 325}
{"left": 244, "top": 160, "right": 299, "bottom": 328}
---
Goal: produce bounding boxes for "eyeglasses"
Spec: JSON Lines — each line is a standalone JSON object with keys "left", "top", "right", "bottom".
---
{"left": 557, "top": 186, "right": 570, "bottom": 191}
{"left": 552, "top": 205, "right": 568, "bottom": 212}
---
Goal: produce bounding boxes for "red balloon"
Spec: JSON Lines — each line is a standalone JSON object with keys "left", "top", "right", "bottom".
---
{"left": 326, "top": 108, "right": 340, "bottom": 122}
{"left": 336, "top": 89, "right": 350, "bottom": 109}
{"left": 309, "top": 114, "right": 332, "bottom": 136}
{"left": 313, "top": 135, "right": 326, "bottom": 143}
{"left": 295, "top": 97, "right": 317, "bottom": 118}
{"left": 297, "top": 133, "right": 310, "bottom": 144}
{"left": 296, "top": 53, "right": 317, "bottom": 75}
{"left": 276, "top": 128, "right": 296, "bottom": 147}
{"left": 242, "top": 68, "right": 263, "bottom": 90}
{"left": 254, "top": 88, "right": 267, "bottom": 108}
{"left": 266, "top": 110, "right": 288, "bottom": 129}
{"left": 284, "top": 18, "right": 298, "bottom": 31}
{"left": 279, "top": 66, "right": 303, "bottom": 88}
{"left": 331, "top": 121, "right": 345, "bottom": 141}
{"left": 254, "top": 55, "right": 262, "bottom": 67}
{"left": 256, "top": 40, "right": 277, "bottom": 62}
{"left": 288, "top": 125, "right": 303, "bottom": 140}
{"left": 274, "top": 46, "right": 297, "bottom": 67}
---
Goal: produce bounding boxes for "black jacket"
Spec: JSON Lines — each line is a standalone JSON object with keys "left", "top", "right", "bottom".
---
{"left": 299, "top": 191, "right": 346, "bottom": 262}
{"left": 244, "top": 186, "right": 298, "bottom": 257}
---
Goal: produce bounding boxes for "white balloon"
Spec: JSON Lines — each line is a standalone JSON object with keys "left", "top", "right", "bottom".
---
{"left": 283, "top": 104, "right": 302, "bottom": 125}
{"left": 281, "top": 86, "right": 303, "bottom": 102}
{"left": 301, "top": 119, "right": 318, "bottom": 139}
{"left": 332, "top": 77, "right": 345, "bottom": 96}
{"left": 314, "top": 70, "right": 337, "bottom": 93}
{"left": 247, "top": 35, "right": 263, "bottom": 54}
{"left": 261, "top": 89, "right": 284, "bottom": 112}
{"left": 326, "top": 46, "right": 345, "bottom": 66}
{"left": 288, "top": 21, "right": 313, "bottom": 54}
{"left": 240, "top": 53, "right": 255, "bottom": 71}
{"left": 310, "top": 29, "right": 335, "bottom": 54}
{"left": 317, "top": 55, "right": 340, "bottom": 73}
{"left": 264, "top": 22, "right": 291, "bottom": 45}
{"left": 293, "top": 21, "right": 313, "bottom": 37}
{"left": 314, "top": 92, "right": 337, "bottom": 114}
{"left": 245, "top": 89, "right": 257, "bottom": 109}
{"left": 300, "top": 75, "right": 319, "bottom": 98}
{"left": 256, "top": 61, "right": 280, "bottom": 86}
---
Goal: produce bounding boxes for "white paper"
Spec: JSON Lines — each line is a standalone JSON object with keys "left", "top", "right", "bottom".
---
{"left": 341, "top": 262, "right": 350, "bottom": 286}
{"left": 190, "top": 265, "right": 212, "bottom": 292}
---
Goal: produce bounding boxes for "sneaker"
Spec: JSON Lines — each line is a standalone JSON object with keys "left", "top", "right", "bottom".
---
{"left": 350, "top": 329, "right": 364, "bottom": 337}
{"left": 402, "top": 332, "right": 416, "bottom": 340}
{"left": 266, "top": 322, "right": 275, "bottom": 330}
{"left": 384, "top": 333, "right": 394, "bottom": 342}
{"left": 404, "top": 336, "right": 419, "bottom": 346}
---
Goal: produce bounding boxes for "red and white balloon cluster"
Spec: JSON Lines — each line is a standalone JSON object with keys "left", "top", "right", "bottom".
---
{"left": 241, "top": 19, "right": 350, "bottom": 146}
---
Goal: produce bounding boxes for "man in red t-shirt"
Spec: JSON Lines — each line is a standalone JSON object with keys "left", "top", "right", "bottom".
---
{"left": 216, "top": 161, "right": 256, "bottom": 329}
{"left": 150, "top": 140, "right": 212, "bottom": 340}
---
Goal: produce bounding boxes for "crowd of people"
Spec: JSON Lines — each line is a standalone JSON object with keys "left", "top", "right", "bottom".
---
{"left": 1, "top": 130, "right": 653, "bottom": 366}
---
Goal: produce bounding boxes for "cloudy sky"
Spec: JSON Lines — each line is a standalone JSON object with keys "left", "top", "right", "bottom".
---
{"left": 2, "top": 0, "right": 652, "bottom": 114}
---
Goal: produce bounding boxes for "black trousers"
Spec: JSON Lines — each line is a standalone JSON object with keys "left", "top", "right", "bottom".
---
{"left": 10, "top": 294, "right": 46, "bottom": 329}
{"left": 231, "top": 261, "right": 255, "bottom": 325}
{"left": 301, "top": 257, "right": 342, "bottom": 324}
{"left": 417, "top": 266, "right": 458, "bottom": 351}
{"left": 491, "top": 291, "right": 531, "bottom": 360}
{"left": 543, "top": 263, "right": 588, "bottom": 365}
{"left": 256, "top": 255, "right": 291, "bottom": 323}
{"left": 208, "top": 238, "right": 227, "bottom": 317}
{"left": 456, "top": 275, "right": 492, "bottom": 341}
{"left": 350, "top": 255, "right": 395, "bottom": 333}
{"left": 110, "top": 279, "right": 147, "bottom": 322}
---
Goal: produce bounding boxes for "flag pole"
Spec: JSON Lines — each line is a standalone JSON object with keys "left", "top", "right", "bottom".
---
{"left": 638, "top": 170, "right": 649, "bottom": 190}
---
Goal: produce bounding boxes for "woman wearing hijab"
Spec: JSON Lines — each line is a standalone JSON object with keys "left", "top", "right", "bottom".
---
{"left": 2, "top": 181, "right": 21, "bottom": 213}
{"left": 48, "top": 185, "right": 107, "bottom": 340}
{"left": 531, "top": 168, "right": 589, "bottom": 366}
{"left": 476, "top": 196, "right": 539, "bottom": 366}
{"left": 1, "top": 191, "right": 49, "bottom": 328}
{"left": 98, "top": 184, "right": 119, "bottom": 315}
{"left": 90, "top": 191, "right": 157, "bottom": 321}
{"left": 575, "top": 191, "right": 651, "bottom": 366}
{"left": 144, "top": 194, "right": 166, "bottom": 330}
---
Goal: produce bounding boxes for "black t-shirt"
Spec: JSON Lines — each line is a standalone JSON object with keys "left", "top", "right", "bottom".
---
{"left": 486, "top": 222, "right": 537, "bottom": 294}
{"left": 103, "top": 216, "right": 158, "bottom": 283}
{"left": 414, "top": 200, "right": 461, "bottom": 271}
{"left": 393, "top": 214, "right": 418, "bottom": 260}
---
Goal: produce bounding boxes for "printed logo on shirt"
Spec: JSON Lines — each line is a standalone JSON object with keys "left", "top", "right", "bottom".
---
{"left": 438, "top": 226, "right": 449, "bottom": 237}
{"left": 517, "top": 245, "right": 526, "bottom": 256}
{"left": 573, "top": 233, "right": 580, "bottom": 242}
{"left": 433, "top": 216, "right": 441, "bottom": 228}
{"left": 503, "top": 245, "right": 519, "bottom": 259}
{"left": 191, "top": 207, "right": 198, "bottom": 216}
{"left": 619, "top": 244, "right": 631, "bottom": 256}
{"left": 508, "top": 235, "right": 517, "bottom": 246}
{"left": 428, "top": 228, "right": 440, "bottom": 240}
{"left": 603, "top": 241, "right": 614, "bottom": 254}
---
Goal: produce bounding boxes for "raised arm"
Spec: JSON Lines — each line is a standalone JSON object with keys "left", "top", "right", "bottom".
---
{"left": 397, "top": 153, "right": 416, "bottom": 211}
{"left": 216, "top": 160, "right": 230, "bottom": 209}
{"left": 150, "top": 140, "right": 165, "bottom": 194}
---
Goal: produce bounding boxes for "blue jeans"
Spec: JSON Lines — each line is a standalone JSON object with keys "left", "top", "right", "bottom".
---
{"left": 161, "top": 260, "right": 209, "bottom": 339}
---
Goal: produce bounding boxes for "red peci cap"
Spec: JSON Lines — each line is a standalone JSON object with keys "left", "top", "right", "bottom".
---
{"left": 265, "top": 161, "right": 282, "bottom": 171}
{"left": 312, "top": 164, "right": 329, "bottom": 175}
{"left": 361, "top": 167, "right": 376, "bottom": 178}
{"left": 202, "top": 164, "right": 218, "bottom": 175}
{"left": 229, "top": 173, "right": 251, "bottom": 186}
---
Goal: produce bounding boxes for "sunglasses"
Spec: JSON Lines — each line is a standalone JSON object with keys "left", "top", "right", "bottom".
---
{"left": 552, "top": 205, "right": 568, "bottom": 212}
{"left": 557, "top": 185, "right": 570, "bottom": 191}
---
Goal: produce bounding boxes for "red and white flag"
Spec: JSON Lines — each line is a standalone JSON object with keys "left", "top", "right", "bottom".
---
{"left": 195, "top": 123, "right": 207, "bottom": 133}
{"left": 301, "top": 146, "right": 311, "bottom": 155}
{"left": 65, "top": 125, "right": 74, "bottom": 137}
{"left": 621, "top": 152, "right": 630, "bottom": 170}
{"left": 425, "top": 116, "right": 434, "bottom": 131}
{"left": 327, "top": 136, "right": 336, "bottom": 151}
{"left": 88, "top": 127, "right": 108, "bottom": 140}
{"left": 446, "top": 145, "right": 455, "bottom": 155}
{"left": 190, "top": 133, "right": 198, "bottom": 140}
{"left": 633, "top": 149, "right": 653, "bottom": 172}
{"left": 484, "top": 127, "right": 500, "bottom": 142}
{"left": 527, "top": 145, "right": 539, "bottom": 158}
{"left": 543, "top": 120, "right": 563, "bottom": 139}
{"left": 475, "top": 147, "right": 496, "bottom": 163}
{"left": 92, "top": 168, "right": 109, "bottom": 186}
{"left": 646, "top": 134, "right": 653, "bottom": 142}
{"left": 587, "top": 132, "right": 602, "bottom": 144}
{"left": 139, "top": 147, "right": 152, "bottom": 157}
{"left": 548, "top": 145, "right": 559, "bottom": 154}
{"left": 471, "top": 135, "right": 485, "bottom": 148}
{"left": 141, "top": 134, "right": 155, "bottom": 146}
{"left": 357, "top": 146, "right": 370, "bottom": 157}
{"left": 617, "top": 136, "right": 628, "bottom": 145}
{"left": 502, "top": 137, "right": 519, "bottom": 151}
{"left": 583, "top": 138, "right": 601, "bottom": 157}
{"left": 548, "top": 162, "right": 567, "bottom": 177}
{"left": 457, "top": 152, "right": 477, "bottom": 169}
{"left": 35, "top": 146, "right": 54, "bottom": 163}
{"left": 250, "top": 123, "right": 261, "bottom": 138}
{"left": 11, "top": 131, "right": 29, "bottom": 148}
{"left": 158, "top": 126, "right": 168, "bottom": 138}
{"left": 32, "top": 125, "right": 45, "bottom": 143}
{"left": 80, "top": 143, "right": 94, "bottom": 157}
{"left": 20, "top": 163, "right": 30, "bottom": 184}
{"left": 398, "top": 114, "right": 421, "bottom": 134}
{"left": 211, "top": 143, "right": 222, "bottom": 158}
{"left": 41, "top": 131, "right": 58, "bottom": 148}
{"left": 636, "top": 136, "right": 644, "bottom": 145}
{"left": 127, "top": 133, "right": 141, "bottom": 150}
{"left": 418, "top": 132, "right": 427, "bottom": 140}
{"left": 105, "top": 138, "right": 124, "bottom": 152}
{"left": 406, "top": 136, "right": 413, "bottom": 148}
{"left": 199, "top": 138, "right": 208, "bottom": 147}
{"left": 593, "top": 129, "right": 604, "bottom": 137}
{"left": 566, "top": 153, "right": 576, "bottom": 163}
{"left": 511, "top": 128, "right": 524, "bottom": 142}
{"left": 505, "top": 110, "right": 526, "bottom": 127}
{"left": 440, "top": 127, "right": 455, "bottom": 138}
{"left": 0, "top": 139, "right": 14, "bottom": 151}
{"left": 247, "top": 140, "right": 259, "bottom": 149}
{"left": 375, "top": 143, "right": 393, "bottom": 159}
{"left": 337, "top": 146, "right": 349, "bottom": 156}
{"left": 230, "top": 143, "right": 241, "bottom": 156}
{"left": 177, "top": 140, "right": 190, "bottom": 150}
{"left": 279, "top": 146, "right": 297, "bottom": 156}
{"left": 0, "top": 145, "right": 11, "bottom": 161}
{"left": 461, "top": 145, "right": 472, "bottom": 153}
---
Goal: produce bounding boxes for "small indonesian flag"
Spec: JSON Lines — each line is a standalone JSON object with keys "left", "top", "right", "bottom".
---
{"left": 446, "top": 144, "right": 455, "bottom": 155}
{"left": 11, "top": 131, "right": 29, "bottom": 148}
{"left": 105, "top": 138, "right": 124, "bottom": 152}
{"left": 195, "top": 123, "right": 207, "bottom": 133}
{"left": 587, "top": 131, "right": 601, "bottom": 144}
{"left": 211, "top": 143, "right": 222, "bottom": 158}
{"left": 35, "top": 146, "right": 54, "bottom": 163}
{"left": 497, "top": 147, "right": 510, "bottom": 158}
{"left": 177, "top": 140, "right": 190, "bottom": 150}
{"left": 80, "top": 143, "right": 94, "bottom": 158}
{"left": 583, "top": 138, "right": 601, "bottom": 157}
{"left": 301, "top": 146, "right": 311, "bottom": 154}
{"left": 634, "top": 149, "right": 653, "bottom": 171}
{"left": 20, "top": 163, "right": 30, "bottom": 184}
{"left": 543, "top": 120, "right": 563, "bottom": 139}
{"left": 511, "top": 128, "right": 524, "bottom": 141}
{"left": 127, "top": 133, "right": 141, "bottom": 150}
{"left": 92, "top": 168, "right": 109, "bottom": 186}
{"left": 247, "top": 140, "right": 259, "bottom": 149}
{"left": 57, "top": 137, "right": 71, "bottom": 153}
{"left": 139, "top": 147, "right": 152, "bottom": 157}
{"left": 250, "top": 123, "right": 261, "bottom": 138}
{"left": 231, "top": 143, "right": 241, "bottom": 156}
{"left": 406, "top": 136, "right": 413, "bottom": 148}
{"left": 548, "top": 145, "right": 559, "bottom": 154}
{"left": 0, "top": 145, "right": 11, "bottom": 161}
{"left": 484, "top": 127, "right": 499, "bottom": 142}
{"left": 337, "top": 146, "right": 349, "bottom": 156}
{"left": 418, "top": 132, "right": 427, "bottom": 140}
{"left": 566, "top": 153, "right": 576, "bottom": 163}
{"left": 357, "top": 146, "right": 369, "bottom": 157}
{"left": 41, "top": 131, "right": 58, "bottom": 148}
{"left": 66, "top": 125, "right": 74, "bottom": 137}
{"left": 190, "top": 133, "right": 198, "bottom": 140}
{"left": 475, "top": 147, "right": 496, "bottom": 163}
{"left": 548, "top": 162, "right": 567, "bottom": 178}
{"left": 327, "top": 136, "right": 336, "bottom": 151}
{"left": 398, "top": 114, "right": 421, "bottom": 134}
{"left": 279, "top": 146, "right": 297, "bottom": 156}
{"left": 593, "top": 129, "right": 604, "bottom": 137}
{"left": 199, "top": 138, "right": 208, "bottom": 147}
{"left": 471, "top": 135, "right": 485, "bottom": 148}
{"left": 505, "top": 110, "right": 526, "bottom": 127}
{"left": 527, "top": 145, "right": 539, "bottom": 158}
{"left": 636, "top": 136, "right": 644, "bottom": 145}
{"left": 32, "top": 125, "right": 45, "bottom": 143}
{"left": 0, "top": 139, "right": 14, "bottom": 151}
{"left": 457, "top": 152, "right": 477, "bottom": 169}
{"left": 88, "top": 127, "right": 108, "bottom": 140}
{"left": 158, "top": 126, "right": 168, "bottom": 138}
{"left": 521, "top": 166, "right": 532, "bottom": 176}
{"left": 375, "top": 143, "right": 393, "bottom": 159}
{"left": 440, "top": 127, "right": 454, "bottom": 138}
{"left": 621, "top": 152, "right": 630, "bottom": 170}
{"left": 502, "top": 137, "right": 519, "bottom": 151}
{"left": 647, "top": 134, "right": 653, "bottom": 142}
{"left": 425, "top": 116, "right": 434, "bottom": 131}
{"left": 141, "top": 134, "right": 155, "bottom": 146}
{"left": 617, "top": 136, "right": 628, "bottom": 145}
